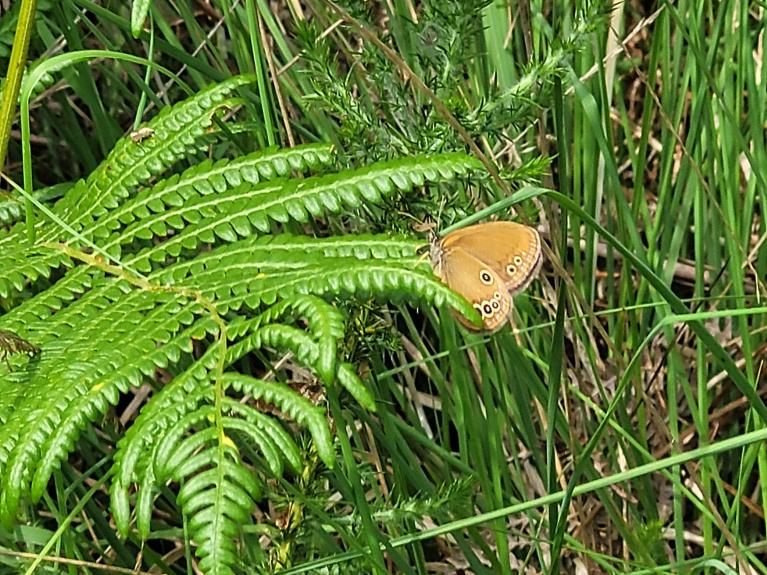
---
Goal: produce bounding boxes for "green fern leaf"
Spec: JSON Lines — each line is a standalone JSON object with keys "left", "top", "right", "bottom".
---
{"left": 257, "top": 295, "right": 345, "bottom": 382}
{"left": 182, "top": 454, "right": 260, "bottom": 575}
{"left": 0, "top": 68, "right": 495, "bottom": 569}
{"left": 0, "top": 75, "right": 257, "bottom": 300}
{"left": 29, "top": 307, "right": 204, "bottom": 500}
{"left": 221, "top": 374, "right": 335, "bottom": 468}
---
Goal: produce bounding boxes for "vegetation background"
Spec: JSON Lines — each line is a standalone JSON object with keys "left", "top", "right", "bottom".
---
{"left": 1, "top": 0, "right": 766, "bottom": 573}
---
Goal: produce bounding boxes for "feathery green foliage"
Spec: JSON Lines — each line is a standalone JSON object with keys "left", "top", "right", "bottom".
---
{"left": 0, "top": 72, "right": 485, "bottom": 573}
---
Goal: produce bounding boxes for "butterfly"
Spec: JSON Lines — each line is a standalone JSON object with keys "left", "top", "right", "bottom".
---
{"left": 430, "top": 221, "right": 542, "bottom": 331}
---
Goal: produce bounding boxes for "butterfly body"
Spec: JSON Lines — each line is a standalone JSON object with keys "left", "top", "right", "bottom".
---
{"left": 430, "top": 221, "right": 542, "bottom": 331}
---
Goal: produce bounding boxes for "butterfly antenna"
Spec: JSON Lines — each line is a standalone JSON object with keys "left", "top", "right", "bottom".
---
{"left": 436, "top": 196, "right": 447, "bottom": 234}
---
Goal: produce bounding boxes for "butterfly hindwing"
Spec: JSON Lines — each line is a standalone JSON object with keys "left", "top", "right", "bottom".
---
{"left": 436, "top": 245, "right": 511, "bottom": 331}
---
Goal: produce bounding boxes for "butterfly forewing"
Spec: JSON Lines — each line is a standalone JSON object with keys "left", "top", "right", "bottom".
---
{"left": 439, "top": 221, "right": 542, "bottom": 295}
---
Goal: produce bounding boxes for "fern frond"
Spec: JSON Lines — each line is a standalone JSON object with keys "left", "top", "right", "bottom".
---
{"left": 221, "top": 374, "right": 334, "bottom": 467}
{"left": 0, "top": 75, "right": 256, "bottom": 300}
{"left": 121, "top": 368, "right": 334, "bottom": 517}
{"left": 113, "top": 368, "right": 329, "bottom": 575}
{"left": 247, "top": 152, "right": 481, "bottom": 227}
{"left": 254, "top": 295, "right": 346, "bottom": 382}
{"left": 0, "top": 184, "right": 70, "bottom": 227}
{"left": 109, "top": 297, "right": 344, "bottom": 537}
{"left": 0, "top": 247, "right": 72, "bottom": 299}
{"left": 147, "top": 425, "right": 260, "bottom": 575}
{"left": 111, "top": 366, "right": 214, "bottom": 536}
{"left": 0, "top": 72, "right": 494, "bottom": 572}
{"left": 0, "top": 264, "right": 101, "bottom": 331}
{"left": 66, "top": 74, "right": 256, "bottom": 224}
{"left": 0, "top": 290, "right": 205, "bottom": 522}
{"left": 154, "top": 410, "right": 252, "bottom": 480}
{"left": 28, "top": 311, "right": 211, "bottom": 501}
{"left": 147, "top": 232, "right": 476, "bottom": 328}
{"left": 120, "top": 180, "right": 288, "bottom": 268}
{"left": 154, "top": 233, "right": 423, "bottom": 286}
{"left": 256, "top": 324, "right": 375, "bottom": 410}
{"left": 179, "top": 448, "right": 260, "bottom": 575}
{"left": 233, "top": 258, "right": 475, "bottom": 322}
{"left": 94, "top": 143, "right": 334, "bottom": 246}
{"left": 218, "top": 400, "right": 303, "bottom": 473}
{"left": 116, "top": 152, "right": 474, "bottom": 273}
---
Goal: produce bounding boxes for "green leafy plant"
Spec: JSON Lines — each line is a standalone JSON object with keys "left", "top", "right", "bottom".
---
{"left": 0, "top": 74, "right": 485, "bottom": 573}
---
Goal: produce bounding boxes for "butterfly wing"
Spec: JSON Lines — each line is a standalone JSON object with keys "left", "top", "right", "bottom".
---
{"left": 435, "top": 245, "right": 512, "bottom": 331}
{"left": 440, "top": 221, "right": 542, "bottom": 295}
